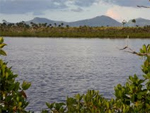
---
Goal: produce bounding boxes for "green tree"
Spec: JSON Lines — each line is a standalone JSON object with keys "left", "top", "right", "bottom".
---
{"left": 122, "top": 20, "right": 127, "bottom": 27}
{"left": 54, "top": 23, "right": 57, "bottom": 27}
{"left": 61, "top": 23, "right": 64, "bottom": 27}
{"left": 132, "top": 19, "right": 136, "bottom": 26}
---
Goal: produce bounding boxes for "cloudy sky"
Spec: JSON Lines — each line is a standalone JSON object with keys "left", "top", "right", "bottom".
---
{"left": 0, "top": 0, "right": 150, "bottom": 23}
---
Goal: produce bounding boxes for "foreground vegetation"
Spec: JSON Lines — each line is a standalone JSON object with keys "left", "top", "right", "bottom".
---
{"left": 0, "top": 37, "right": 31, "bottom": 113}
{"left": 1, "top": 22, "right": 150, "bottom": 38}
{"left": 0, "top": 37, "right": 150, "bottom": 112}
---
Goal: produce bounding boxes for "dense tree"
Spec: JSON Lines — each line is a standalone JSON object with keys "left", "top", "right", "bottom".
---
{"left": 132, "top": 19, "right": 136, "bottom": 24}
{"left": 122, "top": 20, "right": 127, "bottom": 27}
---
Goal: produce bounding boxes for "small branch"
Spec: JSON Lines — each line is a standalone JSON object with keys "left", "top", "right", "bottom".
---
{"left": 119, "top": 46, "right": 150, "bottom": 57}
{"left": 119, "top": 45, "right": 128, "bottom": 50}
{"left": 137, "top": 5, "right": 150, "bottom": 8}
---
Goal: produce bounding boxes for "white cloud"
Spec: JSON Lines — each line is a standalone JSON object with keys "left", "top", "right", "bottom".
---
{"left": 106, "top": 6, "right": 150, "bottom": 22}
{"left": 106, "top": 8, "right": 121, "bottom": 21}
{"left": 0, "top": 13, "right": 34, "bottom": 23}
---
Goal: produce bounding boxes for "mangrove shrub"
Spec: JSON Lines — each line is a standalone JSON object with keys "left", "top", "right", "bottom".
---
{"left": 0, "top": 37, "right": 31, "bottom": 113}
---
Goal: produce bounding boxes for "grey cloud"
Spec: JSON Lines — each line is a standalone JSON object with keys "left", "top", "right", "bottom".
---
{"left": 71, "top": 7, "right": 83, "bottom": 12}
{"left": 0, "top": 0, "right": 68, "bottom": 14}
{"left": 74, "top": 0, "right": 99, "bottom": 7}
{"left": 71, "top": 0, "right": 149, "bottom": 8}
{"left": 0, "top": 0, "right": 149, "bottom": 15}
{"left": 102, "top": 0, "right": 150, "bottom": 7}
{"left": 33, "top": 11, "right": 45, "bottom": 16}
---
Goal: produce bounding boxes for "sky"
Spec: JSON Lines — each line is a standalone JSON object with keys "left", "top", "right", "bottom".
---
{"left": 0, "top": 0, "right": 150, "bottom": 23}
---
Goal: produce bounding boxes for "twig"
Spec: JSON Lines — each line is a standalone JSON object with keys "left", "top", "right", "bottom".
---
{"left": 137, "top": 5, "right": 150, "bottom": 8}
{"left": 119, "top": 46, "right": 150, "bottom": 57}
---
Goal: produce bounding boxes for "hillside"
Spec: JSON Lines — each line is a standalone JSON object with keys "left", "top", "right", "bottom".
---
{"left": 2, "top": 15, "right": 150, "bottom": 27}
{"left": 68, "top": 15, "right": 122, "bottom": 27}
{"left": 27, "top": 15, "right": 122, "bottom": 27}
{"left": 127, "top": 18, "right": 150, "bottom": 27}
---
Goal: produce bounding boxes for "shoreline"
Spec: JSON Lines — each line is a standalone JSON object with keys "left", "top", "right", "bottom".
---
{"left": 3, "top": 36, "right": 150, "bottom": 39}
{"left": 2, "top": 35, "right": 150, "bottom": 39}
{"left": 1, "top": 26, "right": 150, "bottom": 38}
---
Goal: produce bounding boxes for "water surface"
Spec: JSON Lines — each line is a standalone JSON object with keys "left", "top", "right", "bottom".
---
{"left": 3, "top": 37, "right": 150, "bottom": 111}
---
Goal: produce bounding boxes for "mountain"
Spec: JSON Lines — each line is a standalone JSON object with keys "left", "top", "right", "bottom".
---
{"left": 26, "top": 17, "right": 66, "bottom": 26}
{"left": 127, "top": 18, "right": 150, "bottom": 27}
{"left": 68, "top": 15, "right": 121, "bottom": 27}
{"left": 25, "top": 16, "right": 150, "bottom": 27}
{"left": 26, "top": 15, "right": 122, "bottom": 27}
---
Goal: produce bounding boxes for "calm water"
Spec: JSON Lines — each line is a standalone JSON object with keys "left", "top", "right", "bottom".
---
{"left": 2, "top": 37, "right": 150, "bottom": 111}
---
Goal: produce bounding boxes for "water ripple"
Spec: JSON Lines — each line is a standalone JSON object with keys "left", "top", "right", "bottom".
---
{"left": 3, "top": 37, "right": 150, "bottom": 111}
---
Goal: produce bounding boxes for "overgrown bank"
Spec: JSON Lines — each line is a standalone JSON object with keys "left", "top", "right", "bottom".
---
{"left": 1, "top": 22, "right": 150, "bottom": 38}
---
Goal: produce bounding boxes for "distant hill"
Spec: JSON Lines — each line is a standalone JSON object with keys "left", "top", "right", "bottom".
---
{"left": 68, "top": 15, "right": 122, "bottom": 27}
{"left": 26, "top": 17, "right": 65, "bottom": 26}
{"left": 127, "top": 18, "right": 150, "bottom": 27}
{"left": 26, "top": 15, "right": 122, "bottom": 27}
{"left": 6, "top": 15, "right": 150, "bottom": 27}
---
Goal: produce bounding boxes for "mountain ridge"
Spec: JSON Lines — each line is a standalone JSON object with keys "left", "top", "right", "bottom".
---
{"left": 127, "top": 18, "right": 150, "bottom": 27}
{"left": 4, "top": 15, "right": 150, "bottom": 27}
{"left": 68, "top": 15, "right": 122, "bottom": 27}
{"left": 27, "top": 15, "right": 122, "bottom": 27}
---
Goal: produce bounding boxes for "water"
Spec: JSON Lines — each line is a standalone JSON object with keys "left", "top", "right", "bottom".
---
{"left": 2, "top": 37, "right": 150, "bottom": 111}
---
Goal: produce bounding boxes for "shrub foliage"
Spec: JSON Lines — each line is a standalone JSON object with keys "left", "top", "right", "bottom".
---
{"left": 0, "top": 37, "right": 31, "bottom": 112}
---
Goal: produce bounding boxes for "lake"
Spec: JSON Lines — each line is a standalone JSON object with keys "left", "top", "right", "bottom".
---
{"left": 2, "top": 37, "right": 150, "bottom": 111}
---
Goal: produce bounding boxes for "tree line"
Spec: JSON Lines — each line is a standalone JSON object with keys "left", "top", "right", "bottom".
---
{"left": 0, "top": 20, "right": 150, "bottom": 38}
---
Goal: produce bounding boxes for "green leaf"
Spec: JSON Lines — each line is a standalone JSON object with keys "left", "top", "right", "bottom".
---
{"left": 143, "top": 44, "right": 147, "bottom": 53}
{"left": 0, "top": 37, "right": 4, "bottom": 44}
{"left": 0, "top": 43, "right": 7, "bottom": 48}
{"left": 46, "top": 102, "right": 53, "bottom": 109}
{"left": 146, "top": 103, "right": 150, "bottom": 110}
{"left": 22, "top": 81, "right": 31, "bottom": 90}
{"left": 140, "top": 49, "right": 144, "bottom": 53}
{"left": 75, "top": 94, "right": 83, "bottom": 101}
{"left": 0, "top": 49, "right": 7, "bottom": 56}
{"left": 55, "top": 103, "right": 65, "bottom": 111}
{"left": 41, "top": 110, "right": 49, "bottom": 113}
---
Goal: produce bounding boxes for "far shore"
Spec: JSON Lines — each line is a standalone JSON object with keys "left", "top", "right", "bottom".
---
{"left": 1, "top": 25, "right": 150, "bottom": 38}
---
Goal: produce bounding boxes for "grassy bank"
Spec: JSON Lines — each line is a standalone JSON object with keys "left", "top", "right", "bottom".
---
{"left": 1, "top": 23, "right": 150, "bottom": 38}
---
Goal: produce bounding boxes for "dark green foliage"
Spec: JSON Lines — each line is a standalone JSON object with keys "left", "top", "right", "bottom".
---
{"left": 132, "top": 19, "right": 136, "bottom": 23}
{"left": 0, "top": 37, "right": 7, "bottom": 56}
{"left": 0, "top": 37, "right": 31, "bottom": 113}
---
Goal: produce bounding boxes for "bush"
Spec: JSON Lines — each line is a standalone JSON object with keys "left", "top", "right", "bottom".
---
{"left": 0, "top": 37, "right": 31, "bottom": 113}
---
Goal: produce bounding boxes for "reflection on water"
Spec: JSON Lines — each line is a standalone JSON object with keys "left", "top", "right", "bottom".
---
{"left": 3, "top": 37, "right": 149, "bottom": 111}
